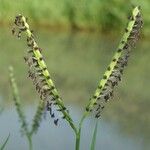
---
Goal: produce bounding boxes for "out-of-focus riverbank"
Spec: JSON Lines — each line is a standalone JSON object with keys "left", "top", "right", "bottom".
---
{"left": 0, "top": 0, "right": 149, "bottom": 36}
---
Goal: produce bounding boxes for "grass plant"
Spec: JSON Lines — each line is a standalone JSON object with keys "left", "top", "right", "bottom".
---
{"left": 9, "top": 66, "right": 45, "bottom": 150}
{"left": 11, "top": 6, "right": 142, "bottom": 150}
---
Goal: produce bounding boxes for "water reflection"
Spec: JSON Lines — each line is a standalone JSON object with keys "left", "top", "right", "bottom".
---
{"left": 0, "top": 105, "right": 146, "bottom": 150}
{"left": 0, "top": 27, "right": 150, "bottom": 149}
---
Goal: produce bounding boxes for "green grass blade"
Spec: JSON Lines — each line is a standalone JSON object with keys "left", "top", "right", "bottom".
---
{"left": 0, "top": 134, "right": 10, "bottom": 150}
{"left": 90, "top": 121, "right": 98, "bottom": 150}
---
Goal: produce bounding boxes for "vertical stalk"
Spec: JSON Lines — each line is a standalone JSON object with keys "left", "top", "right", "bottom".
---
{"left": 75, "top": 130, "right": 81, "bottom": 150}
{"left": 27, "top": 135, "right": 33, "bottom": 150}
{"left": 75, "top": 112, "right": 88, "bottom": 150}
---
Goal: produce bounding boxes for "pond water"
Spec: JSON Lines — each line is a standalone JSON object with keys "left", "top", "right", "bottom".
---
{"left": 0, "top": 27, "right": 150, "bottom": 150}
{"left": 0, "top": 106, "right": 147, "bottom": 150}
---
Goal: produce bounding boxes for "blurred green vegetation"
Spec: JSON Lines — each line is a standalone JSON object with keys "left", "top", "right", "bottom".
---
{"left": 0, "top": 0, "right": 149, "bottom": 35}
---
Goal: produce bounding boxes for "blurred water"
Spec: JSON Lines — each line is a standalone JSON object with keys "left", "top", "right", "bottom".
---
{"left": 0, "top": 105, "right": 147, "bottom": 150}
{"left": 0, "top": 27, "right": 150, "bottom": 150}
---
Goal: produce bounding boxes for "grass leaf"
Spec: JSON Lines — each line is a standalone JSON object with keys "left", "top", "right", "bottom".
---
{"left": 0, "top": 134, "right": 10, "bottom": 150}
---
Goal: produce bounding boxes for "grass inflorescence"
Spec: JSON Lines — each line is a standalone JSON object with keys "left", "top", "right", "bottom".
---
{"left": 30, "top": 100, "right": 45, "bottom": 135}
{"left": 9, "top": 66, "right": 45, "bottom": 150}
{"left": 9, "top": 66, "right": 28, "bottom": 135}
{"left": 11, "top": 6, "right": 143, "bottom": 150}
{"left": 12, "top": 15, "right": 77, "bottom": 133}
{"left": 85, "top": 6, "right": 143, "bottom": 118}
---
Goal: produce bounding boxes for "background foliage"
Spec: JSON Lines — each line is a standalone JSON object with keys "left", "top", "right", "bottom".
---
{"left": 0, "top": 0, "right": 149, "bottom": 35}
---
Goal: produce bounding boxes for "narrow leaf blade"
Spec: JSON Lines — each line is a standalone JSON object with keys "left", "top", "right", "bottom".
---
{"left": 0, "top": 134, "right": 10, "bottom": 150}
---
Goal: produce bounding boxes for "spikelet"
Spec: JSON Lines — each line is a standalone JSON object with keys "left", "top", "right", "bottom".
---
{"left": 12, "top": 15, "right": 76, "bottom": 131}
{"left": 9, "top": 66, "right": 29, "bottom": 135}
{"left": 85, "top": 6, "right": 143, "bottom": 118}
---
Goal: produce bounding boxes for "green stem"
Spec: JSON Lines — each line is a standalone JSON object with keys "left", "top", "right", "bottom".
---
{"left": 75, "top": 111, "right": 89, "bottom": 150}
{"left": 75, "top": 131, "right": 80, "bottom": 150}
{"left": 27, "top": 136, "right": 33, "bottom": 150}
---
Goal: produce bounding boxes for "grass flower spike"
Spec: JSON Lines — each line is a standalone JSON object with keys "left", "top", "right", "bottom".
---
{"left": 9, "top": 66, "right": 29, "bottom": 135}
{"left": 9, "top": 66, "right": 48, "bottom": 150}
{"left": 12, "top": 15, "right": 77, "bottom": 133}
{"left": 85, "top": 6, "right": 143, "bottom": 118}
{"left": 30, "top": 100, "right": 45, "bottom": 135}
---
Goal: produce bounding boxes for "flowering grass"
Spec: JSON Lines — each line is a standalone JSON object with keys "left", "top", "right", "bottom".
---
{"left": 10, "top": 6, "right": 143, "bottom": 150}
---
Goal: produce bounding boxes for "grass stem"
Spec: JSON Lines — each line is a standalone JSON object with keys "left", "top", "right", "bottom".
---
{"left": 27, "top": 136, "right": 33, "bottom": 150}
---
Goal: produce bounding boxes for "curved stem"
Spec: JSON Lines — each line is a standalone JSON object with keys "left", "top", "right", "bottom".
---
{"left": 79, "top": 112, "right": 89, "bottom": 129}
